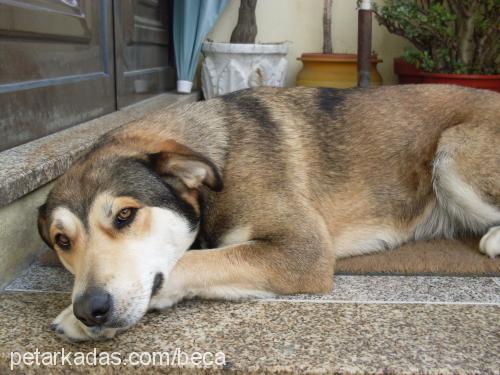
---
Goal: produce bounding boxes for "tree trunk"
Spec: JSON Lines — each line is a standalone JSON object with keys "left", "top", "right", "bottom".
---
{"left": 323, "top": 0, "right": 333, "bottom": 54}
{"left": 458, "top": 15, "right": 475, "bottom": 69}
{"left": 230, "top": 0, "right": 258, "bottom": 44}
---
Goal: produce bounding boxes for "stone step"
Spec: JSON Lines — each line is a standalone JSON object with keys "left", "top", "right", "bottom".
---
{"left": 6, "top": 260, "right": 500, "bottom": 304}
{"left": 1, "top": 293, "right": 499, "bottom": 374}
{"left": 1, "top": 264, "right": 499, "bottom": 374}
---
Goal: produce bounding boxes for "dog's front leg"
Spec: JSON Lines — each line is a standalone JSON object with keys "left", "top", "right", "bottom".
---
{"left": 51, "top": 305, "right": 120, "bottom": 342}
{"left": 149, "top": 237, "right": 334, "bottom": 310}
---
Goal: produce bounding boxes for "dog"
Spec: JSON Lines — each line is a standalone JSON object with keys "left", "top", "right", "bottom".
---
{"left": 37, "top": 84, "right": 500, "bottom": 342}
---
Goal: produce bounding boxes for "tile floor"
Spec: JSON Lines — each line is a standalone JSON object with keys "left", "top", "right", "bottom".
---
{"left": 1, "top": 261, "right": 499, "bottom": 374}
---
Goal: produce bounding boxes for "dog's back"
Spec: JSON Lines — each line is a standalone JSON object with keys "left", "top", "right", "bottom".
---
{"left": 198, "top": 85, "right": 500, "bottom": 257}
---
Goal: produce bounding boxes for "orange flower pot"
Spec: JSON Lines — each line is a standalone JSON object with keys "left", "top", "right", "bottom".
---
{"left": 296, "top": 53, "right": 382, "bottom": 88}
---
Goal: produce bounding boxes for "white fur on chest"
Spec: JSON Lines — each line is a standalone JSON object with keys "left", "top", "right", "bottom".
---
{"left": 218, "top": 226, "right": 252, "bottom": 247}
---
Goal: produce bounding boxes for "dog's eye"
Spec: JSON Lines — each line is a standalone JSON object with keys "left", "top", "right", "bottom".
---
{"left": 115, "top": 207, "right": 137, "bottom": 229}
{"left": 117, "top": 208, "right": 132, "bottom": 221}
{"left": 55, "top": 234, "right": 71, "bottom": 251}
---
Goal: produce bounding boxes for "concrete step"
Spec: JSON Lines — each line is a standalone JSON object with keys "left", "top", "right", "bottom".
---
{"left": 1, "top": 263, "right": 499, "bottom": 374}
{"left": 6, "top": 260, "right": 500, "bottom": 304}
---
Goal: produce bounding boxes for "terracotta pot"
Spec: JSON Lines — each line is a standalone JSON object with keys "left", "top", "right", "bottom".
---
{"left": 394, "top": 58, "right": 500, "bottom": 92}
{"left": 296, "top": 53, "right": 382, "bottom": 88}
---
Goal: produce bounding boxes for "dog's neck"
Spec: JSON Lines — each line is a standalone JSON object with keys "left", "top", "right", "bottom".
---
{"left": 109, "top": 101, "right": 230, "bottom": 174}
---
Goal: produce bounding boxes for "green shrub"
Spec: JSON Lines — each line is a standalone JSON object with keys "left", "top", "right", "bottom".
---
{"left": 373, "top": 0, "right": 499, "bottom": 74}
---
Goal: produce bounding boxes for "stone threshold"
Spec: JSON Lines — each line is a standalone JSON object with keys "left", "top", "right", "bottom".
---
{"left": 6, "top": 260, "right": 500, "bottom": 305}
{"left": 0, "top": 91, "right": 199, "bottom": 208}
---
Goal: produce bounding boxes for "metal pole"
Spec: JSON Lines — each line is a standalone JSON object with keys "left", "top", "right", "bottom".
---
{"left": 357, "top": 0, "right": 372, "bottom": 88}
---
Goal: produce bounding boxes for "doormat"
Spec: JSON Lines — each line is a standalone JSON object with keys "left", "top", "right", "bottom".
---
{"left": 335, "top": 237, "right": 500, "bottom": 276}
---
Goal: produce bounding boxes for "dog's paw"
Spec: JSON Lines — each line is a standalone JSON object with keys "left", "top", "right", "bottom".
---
{"left": 148, "top": 279, "right": 187, "bottom": 311}
{"left": 51, "top": 305, "right": 119, "bottom": 342}
{"left": 148, "top": 291, "right": 185, "bottom": 311}
{"left": 480, "top": 226, "right": 500, "bottom": 258}
{"left": 50, "top": 305, "right": 91, "bottom": 342}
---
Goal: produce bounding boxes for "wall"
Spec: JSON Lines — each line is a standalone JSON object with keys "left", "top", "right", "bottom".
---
{"left": 0, "top": 183, "right": 53, "bottom": 289}
{"left": 207, "top": 0, "right": 412, "bottom": 86}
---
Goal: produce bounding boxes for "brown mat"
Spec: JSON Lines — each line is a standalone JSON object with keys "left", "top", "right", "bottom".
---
{"left": 39, "top": 238, "right": 500, "bottom": 276}
{"left": 336, "top": 237, "right": 500, "bottom": 276}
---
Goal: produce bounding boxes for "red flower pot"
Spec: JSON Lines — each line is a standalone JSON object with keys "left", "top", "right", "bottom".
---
{"left": 394, "top": 58, "right": 500, "bottom": 92}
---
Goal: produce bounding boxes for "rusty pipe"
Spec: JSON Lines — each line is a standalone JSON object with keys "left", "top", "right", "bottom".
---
{"left": 357, "top": 0, "right": 372, "bottom": 88}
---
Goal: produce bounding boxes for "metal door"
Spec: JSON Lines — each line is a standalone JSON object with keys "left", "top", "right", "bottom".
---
{"left": 0, "top": 0, "right": 115, "bottom": 151}
{"left": 113, "top": 0, "right": 175, "bottom": 108}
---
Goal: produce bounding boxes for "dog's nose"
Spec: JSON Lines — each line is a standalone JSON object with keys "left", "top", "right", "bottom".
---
{"left": 73, "top": 290, "right": 112, "bottom": 327}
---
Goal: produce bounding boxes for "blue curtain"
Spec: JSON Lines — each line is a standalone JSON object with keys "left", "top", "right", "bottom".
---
{"left": 173, "top": 0, "right": 228, "bottom": 93}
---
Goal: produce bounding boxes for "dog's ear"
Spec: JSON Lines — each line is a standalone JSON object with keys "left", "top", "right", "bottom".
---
{"left": 37, "top": 203, "right": 52, "bottom": 248}
{"left": 149, "top": 141, "right": 223, "bottom": 192}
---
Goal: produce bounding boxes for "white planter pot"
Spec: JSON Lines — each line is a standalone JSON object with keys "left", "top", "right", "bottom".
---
{"left": 201, "top": 42, "right": 288, "bottom": 99}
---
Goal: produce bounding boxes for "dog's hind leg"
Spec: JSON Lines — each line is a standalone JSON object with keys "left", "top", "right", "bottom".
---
{"left": 422, "top": 121, "right": 500, "bottom": 257}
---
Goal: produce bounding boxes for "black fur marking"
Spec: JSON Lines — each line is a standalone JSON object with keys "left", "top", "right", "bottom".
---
{"left": 310, "top": 88, "right": 350, "bottom": 180}
{"left": 38, "top": 203, "right": 48, "bottom": 217}
{"left": 317, "top": 88, "right": 346, "bottom": 115}
{"left": 238, "top": 97, "right": 279, "bottom": 135}
{"left": 221, "top": 89, "right": 286, "bottom": 181}
{"left": 43, "top": 157, "right": 201, "bottom": 232}
{"left": 222, "top": 91, "right": 281, "bottom": 139}
{"left": 37, "top": 203, "right": 53, "bottom": 248}
{"left": 151, "top": 272, "right": 164, "bottom": 297}
{"left": 113, "top": 158, "right": 201, "bottom": 230}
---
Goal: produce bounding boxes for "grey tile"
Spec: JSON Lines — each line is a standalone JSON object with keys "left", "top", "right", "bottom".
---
{"left": 6, "top": 262, "right": 500, "bottom": 305}
{"left": 5, "top": 260, "right": 72, "bottom": 293}
{"left": 271, "top": 275, "right": 500, "bottom": 304}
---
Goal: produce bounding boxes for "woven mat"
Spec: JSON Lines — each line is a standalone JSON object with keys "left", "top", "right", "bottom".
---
{"left": 336, "top": 237, "right": 500, "bottom": 276}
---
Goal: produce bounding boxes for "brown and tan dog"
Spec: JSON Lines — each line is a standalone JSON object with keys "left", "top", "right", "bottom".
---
{"left": 38, "top": 84, "right": 500, "bottom": 341}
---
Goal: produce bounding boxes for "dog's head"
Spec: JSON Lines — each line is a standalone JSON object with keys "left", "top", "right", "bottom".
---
{"left": 37, "top": 137, "right": 222, "bottom": 329}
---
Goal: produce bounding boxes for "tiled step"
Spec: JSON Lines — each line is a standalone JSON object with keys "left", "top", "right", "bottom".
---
{"left": 6, "top": 260, "right": 500, "bottom": 304}
{"left": 1, "top": 263, "right": 499, "bottom": 374}
{"left": 0, "top": 292, "right": 499, "bottom": 374}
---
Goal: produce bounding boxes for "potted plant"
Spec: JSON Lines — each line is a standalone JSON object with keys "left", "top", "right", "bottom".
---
{"left": 201, "top": 0, "right": 288, "bottom": 99}
{"left": 374, "top": 0, "right": 500, "bottom": 92}
{"left": 296, "top": 0, "right": 382, "bottom": 88}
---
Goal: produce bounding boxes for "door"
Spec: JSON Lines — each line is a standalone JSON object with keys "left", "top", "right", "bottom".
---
{"left": 113, "top": 0, "right": 175, "bottom": 108}
{"left": 0, "top": 0, "right": 115, "bottom": 151}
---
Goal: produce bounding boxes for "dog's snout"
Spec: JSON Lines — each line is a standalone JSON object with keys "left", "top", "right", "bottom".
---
{"left": 73, "top": 290, "right": 112, "bottom": 327}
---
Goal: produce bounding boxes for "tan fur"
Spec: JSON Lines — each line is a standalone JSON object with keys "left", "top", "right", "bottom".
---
{"left": 46, "top": 85, "right": 500, "bottom": 289}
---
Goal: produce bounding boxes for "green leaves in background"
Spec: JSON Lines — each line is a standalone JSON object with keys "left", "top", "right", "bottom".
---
{"left": 373, "top": 0, "right": 499, "bottom": 74}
